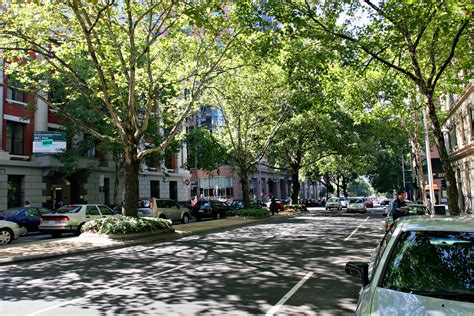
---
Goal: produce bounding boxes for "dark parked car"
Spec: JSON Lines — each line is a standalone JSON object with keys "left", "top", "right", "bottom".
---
{"left": 0, "top": 206, "right": 52, "bottom": 235}
{"left": 227, "top": 201, "right": 244, "bottom": 210}
{"left": 192, "top": 199, "right": 230, "bottom": 221}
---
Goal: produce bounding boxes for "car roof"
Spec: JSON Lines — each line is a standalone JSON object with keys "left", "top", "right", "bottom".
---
{"left": 398, "top": 216, "right": 474, "bottom": 232}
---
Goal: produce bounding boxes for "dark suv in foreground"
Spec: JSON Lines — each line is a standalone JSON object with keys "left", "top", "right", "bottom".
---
{"left": 192, "top": 199, "right": 230, "bottom": 221}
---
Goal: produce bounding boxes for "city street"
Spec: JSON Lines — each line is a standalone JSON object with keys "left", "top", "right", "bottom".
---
{"left": 1, "top": 208, "right": 386, "bottom": 315}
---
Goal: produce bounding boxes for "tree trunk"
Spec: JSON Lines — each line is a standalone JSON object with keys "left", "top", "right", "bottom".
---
{"left": 425, "top": 95, "right": 460, "bottom": 214}
{"left": 335, "top": 174, "right": 341, "bottom": 197}
{"left": 239, "top": 167, "right": 251, "bottom": 208}
{"left": 113, "top": 151, "right": 121, "bottom": 205}
{"left": 290, "top": 165, "right": 300, "bottom": 205}
{"left": 341, "top": 175, "right": 348, "bottom": 197}
{"left": 411, "top": 110, "right": 427, "bottom": 205}
{"left": 122, "top": 140, "right": 140, "bottom": 217}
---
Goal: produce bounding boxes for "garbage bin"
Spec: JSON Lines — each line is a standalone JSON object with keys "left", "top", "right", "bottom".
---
{"left": 434, "top": 205, "right": 446, "bottom": 215}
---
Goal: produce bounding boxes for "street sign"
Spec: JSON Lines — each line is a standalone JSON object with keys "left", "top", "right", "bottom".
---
{"left": 33, "top": 131, "right": 67, "bottom": 154}
{"left": 184, "top": 179, "right": 191, "bottom": 186}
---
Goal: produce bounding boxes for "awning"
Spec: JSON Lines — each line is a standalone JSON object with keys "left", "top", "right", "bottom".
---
{"left": 424, "top": 184, "right": 440, "bottom": 190}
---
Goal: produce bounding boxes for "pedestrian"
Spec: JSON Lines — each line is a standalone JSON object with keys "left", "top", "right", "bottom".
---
{"left": 270, "top": 196, "right": 278, "bottom": 216}
{"left": 24, "top": 201, "right": 31, "bottom": 207}
{"left": 392, "top": 189, "right": 409, "bottom": 221}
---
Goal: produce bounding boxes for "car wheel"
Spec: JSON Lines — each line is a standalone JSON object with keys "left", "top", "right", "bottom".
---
{"left": 196, "top": 215, "right": 202, "bottom": 221}
{"left": 182, "top": 214, "right": 190, "bottom": 224}
{"left": 51, "top": 232, "right": 62, "bottom": 238}
{"left": 21, "top": 227, "right": 28, "bottom": 236}
{"left": 75, "top": 224, "right": 84, "bottom": 236}
{"left": 159, "top": 215, "right": 166, "bottom": 219}
{"left": 0, "top": 228, "right": 13, "bottom": 244}
{"left": 216, "top": 212, "right": 221, "bottom": 220}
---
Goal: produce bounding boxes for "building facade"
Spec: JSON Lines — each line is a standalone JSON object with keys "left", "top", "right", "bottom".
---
{"left": 0, "top": 61, "right": 191, "bottom": 211}
{"left": 444, "top": 81, "right": 474, "bottom": 212}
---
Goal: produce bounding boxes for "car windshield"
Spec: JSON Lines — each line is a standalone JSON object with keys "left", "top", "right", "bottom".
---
{"left": 381, "top": 230, "right": 473, "bottom": 302}
{"left": 54, "top": 206, "right": 82, "bottom": 213}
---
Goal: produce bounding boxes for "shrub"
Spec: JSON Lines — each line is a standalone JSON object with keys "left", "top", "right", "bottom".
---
{"left": 82, "top": 216, "right": 172, "bottom": 234}
{"left": 226, "top": 208, "right": 269, "bottom": 217}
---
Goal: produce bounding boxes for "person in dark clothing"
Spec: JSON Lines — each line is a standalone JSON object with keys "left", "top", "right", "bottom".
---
{"left": 392, "top": 189, "right": 409, "bottom": 221}
{"left": 270, "top": 196, "right": 278, "bottom": 216}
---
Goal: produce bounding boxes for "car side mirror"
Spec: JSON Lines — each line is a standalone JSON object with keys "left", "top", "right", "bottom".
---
{"left": 345, "top": 261, "right": 369, "bottom": 286}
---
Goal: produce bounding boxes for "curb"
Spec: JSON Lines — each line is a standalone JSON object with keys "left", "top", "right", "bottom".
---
{"left": 0, "top": 216, "right": 287, "bottom": 266}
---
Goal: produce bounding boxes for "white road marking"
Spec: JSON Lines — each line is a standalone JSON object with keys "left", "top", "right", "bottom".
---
{"left": 265, "top": 271, "right": 314, "bottom": 316}
{"left": 344, "top": 216, "right": 370, "bottom": 241}
{"left": 26, "top": 264, "right": 188, "bottom": 316}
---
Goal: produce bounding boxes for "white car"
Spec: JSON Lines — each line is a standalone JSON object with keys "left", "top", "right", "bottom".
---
{"left": 346, "top": 216, "right": 474, "bottom": 315}
{"left": 325, "top": 197, "right": 342, "bottom": 210}
{"left": 39, "top": 204, "right": 118, "bottom": 237}
{"left": 0, "top": 220, "right": 25, "bottom": 244}
{"left": 347, "top": 198, "right": 366, "bottom": 213}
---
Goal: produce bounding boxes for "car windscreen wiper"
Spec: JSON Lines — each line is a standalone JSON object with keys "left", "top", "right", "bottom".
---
{"left": 410, "top": 291, "right": 474, "bottom": 303}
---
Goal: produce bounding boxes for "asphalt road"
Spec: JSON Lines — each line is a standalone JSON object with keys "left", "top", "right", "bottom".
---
{"left": 1, "top": 207, "right": 386, "bottom": 315}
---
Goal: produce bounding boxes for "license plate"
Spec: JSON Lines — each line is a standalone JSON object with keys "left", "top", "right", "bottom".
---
{"left": 43, "top": 220, "right": 63, "bottom": 225}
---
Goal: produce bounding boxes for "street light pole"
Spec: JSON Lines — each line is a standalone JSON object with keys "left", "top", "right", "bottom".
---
{"left": 423, "top": 108, "right": 435, "bottom": 211}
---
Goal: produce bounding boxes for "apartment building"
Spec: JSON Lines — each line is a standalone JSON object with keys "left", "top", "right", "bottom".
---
{"left": 0, "top": 61, "right": 191, "bottom": 211}
{"left": 444, "top": 81, "right": 474, "bottom": 212}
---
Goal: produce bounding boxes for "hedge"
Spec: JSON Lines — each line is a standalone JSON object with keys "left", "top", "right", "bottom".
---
{"left": 226, "top": 208, "right": 269, "bottom": 217}
{"left": 82, "top": 216, "right": 172, "bottom": 234}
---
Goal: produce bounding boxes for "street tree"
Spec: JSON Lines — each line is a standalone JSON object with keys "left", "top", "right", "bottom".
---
{"left": 206, "top": 63, "right": 289, "bottom": 208}
{"left": 280, "top": 0, "right": 472, "bottom": 214}
{"left": 0, "top": 1, "right": 248, "bottom": 215}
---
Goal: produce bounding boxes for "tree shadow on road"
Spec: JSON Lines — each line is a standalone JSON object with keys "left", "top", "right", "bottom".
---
{"left": 0, "top": 215, "right": 385, "bottom": 315}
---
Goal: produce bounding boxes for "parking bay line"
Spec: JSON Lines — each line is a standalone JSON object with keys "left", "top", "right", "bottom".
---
{"left": 26, "top": 264, "right": 189, "bottom": 316}
{"left": 343, "top": 216, "right": 370, "bottom": 241}
{"left": 265, "top": 271, "right": 315, "bottom": 316}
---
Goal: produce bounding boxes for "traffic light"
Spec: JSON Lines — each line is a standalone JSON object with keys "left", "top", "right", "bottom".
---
{"left": 441, "top": 179, "right": 447, "bottom": 188}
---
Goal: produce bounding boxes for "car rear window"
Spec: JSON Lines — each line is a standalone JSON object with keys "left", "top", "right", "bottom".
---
{"left": 138, "top": 199, "right": 151, "bottom": 208}
{"left": 55, "top": 206, "right": 81, "bottom": 213}
{"left": 381, "top": 230, "right": 473, "bottom": 302}
{"left": 349, "top": 199, "right": 362, "bottom": 203}
{"left": 328, "top": 198, "right": 339, "bottom": 202}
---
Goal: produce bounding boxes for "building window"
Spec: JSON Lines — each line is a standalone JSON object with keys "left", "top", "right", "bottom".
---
{"left": 6, "top": 121, "right": 25, "bottom": 155}
{"left": 150, "top": 181, "right": 160, "bottom": 198}
{"left": 169, "top": 181, "right": 178, "bottom": 201}
{"left": 7, "top": 78, "right": 26, "bottom": 103}
{"left": 471, "top": 107, "right": 474, "bottom": 139}
{"left": 449, "top": 126, "right": 457, "bottom": 150}
{"left": 7, "top": 175, "right": 24, "bottom": 208}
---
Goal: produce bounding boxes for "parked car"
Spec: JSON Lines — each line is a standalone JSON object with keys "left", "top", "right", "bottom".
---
{"left": 265, "top": 199, "right": 285, "bottom": 212}
{"left": 384, "top": 204, "right": 430, "bottom": 231}
{"left": 347, "top": 198, "right": 367, "bottom": 213}
{"left": 325, "top": 197, "right": 342, "bottom": 210}
{"left": 346, "top": 217, "right": 474, "bottom": 315}
{"left": 192, "top": 199, "right": 230, "bottom": 221}
{"left": 339, "top": 197, "right": 348, "bottom": 208}
{"left": 39, "top": 204, "right": 118, "bottom": 237}
{"left": 137, "top": 198, "right": 192, "bottom": 224}
{"left": 0, "top": 220, "right": 25, "bottom": 244}
{"left": 0, "top": 206, "right": 52, "bottom": 235}
{"left": 227, "top": 201, "right": 244, "bottom": 210}
{"left": 364, "top": 198, "right": 374, "bottom": 208}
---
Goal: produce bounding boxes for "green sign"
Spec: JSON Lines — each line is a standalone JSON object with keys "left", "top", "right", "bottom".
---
{"left": 33, "top": 131, "right": 67, "bottom": 153}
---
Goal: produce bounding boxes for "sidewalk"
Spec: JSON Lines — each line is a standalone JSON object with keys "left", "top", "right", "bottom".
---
{"left": 0, "top": 215, "right": 284, "bottom": 266}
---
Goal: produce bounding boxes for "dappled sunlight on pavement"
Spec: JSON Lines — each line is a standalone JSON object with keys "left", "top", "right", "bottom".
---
{"left": 0, "top": 212, "right": 385, "bottom": 315}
